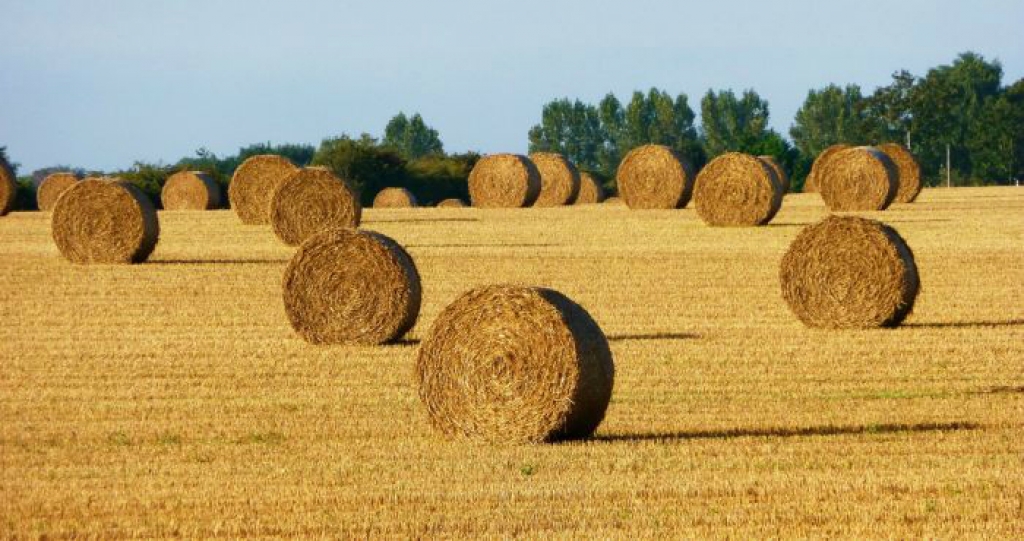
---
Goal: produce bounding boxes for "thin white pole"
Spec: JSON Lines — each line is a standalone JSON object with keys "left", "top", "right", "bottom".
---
{"left": 946, "top": 144, "right": 951, "bottom": 188}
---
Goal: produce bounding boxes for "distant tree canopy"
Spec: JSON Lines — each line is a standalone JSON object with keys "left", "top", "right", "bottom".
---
{"left": 383, "top": 112, "right": 444, "bottom": 160}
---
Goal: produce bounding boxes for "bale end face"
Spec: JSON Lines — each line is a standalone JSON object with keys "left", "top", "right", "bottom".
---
{"left": 162, "top": 171, "right": 221, "bottom": 210}
{"left": 818, "top": 147, "right": 897, "bottom": 211}
{"left": 373, "top": 187, "right": 418, "bottom": 208}
{"left": 270, "top": 167, "right": 361, "bottom": 246}
{"left": 437, "top": 198, "right": 467, "bottom": 208}
{"left": 0, "top": 159, "right": 16, "bottom": 216}
{"left": 529, "top": 152, "right": 580, "bottom": 207}
{"left": 416, "top": 284, "right": 614, "bottom": 444}
{"left": 51, "top": 178, "right": 160, "bottom": 264}
{"left": 282, "top": 228, "right": 421, "bottom": 345}
{"left": 573, "top": 172, "right": 605, "bottom": 204}
{"left": 805, "top": 144, "right": 851, "bottom": 193}
{"left": 694, "top": 152, "right": 783, "bottom": 226}
{"left": 468, "top": 154, "right": 541, "bottom": 208}
{"left": 37, "top": 172, "right": 80, "bottom": 211}
{"left": 616, "top": 145, "right": 695, "bottom": 209}
{"left": 228, "top": 155, "right": 299, "bottom": 224}
{"left": 780, "top": 215, "right": 919, "bottom": 328}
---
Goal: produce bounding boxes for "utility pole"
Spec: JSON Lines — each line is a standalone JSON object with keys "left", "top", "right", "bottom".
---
{"left": 946, "top": 144, "right": 951, "bottom": 188}
{"left": 905, "top": 130, "right": 911, "bottom": 151}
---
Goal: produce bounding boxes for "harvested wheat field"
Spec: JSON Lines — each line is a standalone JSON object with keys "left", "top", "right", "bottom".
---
{"left": 0, "top": 187, "right": 1022, "bottom": 537}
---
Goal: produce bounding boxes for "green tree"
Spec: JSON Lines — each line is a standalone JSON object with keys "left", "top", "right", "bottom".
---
{"left": 790, "top": 84, "right": 871, "bottom": 158}
{"left": 862, "top": 70, "right": 916, "bottom": 146}
{"left": 527, "top": 98, "right": 603, "bottom": 172}
{"left": 967, "top": 78, "right": 1024, "bottom": 184}
{"left": 383, "top": 112, "right": 444, "bottom": 160}
{"left": 312, "top": 134, "right": 407, "bottom": 206}
{"left": 700, "top": 89, "right": 772, "bottom": 158}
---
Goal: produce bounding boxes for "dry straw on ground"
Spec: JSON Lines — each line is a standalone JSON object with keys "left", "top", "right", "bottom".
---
{"left": 818, "top": 147, "right": 897, "bottom": 211}
{"left": 36, "top": 172, "right": 80, "bottom": 211}
{"left": 780, "top": 215, "right": 919, "bottom": 328}
{"left": 529, "top": 152, "right": 580, "bottom": 206}
{"left": 877, "top": 143, "right": 923, "bottom": 203}
{"left": 758, "top": 155, "right": 789, "bottom": 193}
{"left": 282, "top": 228, "right": 421, "bottom": 345}
{"left": 694, "top": 152, "right": 783, "bottom": 227}
{"left": 616, "top": 145, "right": 695, "bottom": 209}
{"left": 468, "top": 154, "right": 541, "bottom": 208}
{"left": 573, "top": 172, "right": 605, "bottom": 204}
{"left": 161, "top": 171, "right": 221, "bottom": 210}
{"left": 228, "top": 155, "right": 298, "bottom": 224}
{"left": 0, "top": 157, "right": 15, "bottom": 216}
{"left": 373, "top": 187, "right": 418, "bottom": 208}
{"left": 51, "top": 178, "right": 160, "bottom": 264}
{"left": 804, "top": 144, "right": 851, "bottom": 193}
{"left": 416, "top": 284, "right": 615, "bottom": 444}
{"left": 270, "top": 167, "right": 361, "bottom": 246}
{"left": 437, "top": 198, "right": 466, "bottom": 208}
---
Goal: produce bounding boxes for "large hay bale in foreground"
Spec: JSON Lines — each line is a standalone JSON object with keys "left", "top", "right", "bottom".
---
{"left": 36, "top": 172, "right": 80, "bottom": 211}
{"left": 228, "top": 155, "right": 298, "bottom": 224}
{"left": 468, "top": 154, "right": 541, "bottom": 208}
{"left": 282, "top": 228, "right": 421, "bottom": 345}
{"left": 161, "top": 171, "right": 221, "bottom": 210}
{"left": 51, "top": 178, "right": 160, "bottom": 264}
{"left": 694, "top": 152, "right": 783, "bottom": 227}
{"left": 758, "top": 155, "right": 789, "bottom": 193}
{"left": 616, "top": 145, "right": 695, "bottom": 209}
{"left": 877, "top": 143, "right": 923, "bottom": 203}
{"left": 373, "top": 187, "right": 418, "bottom": 208}
{"left": 529, "top": 152, "right": 580, "bottom": 207}
{"left": 0, "top": 158, "right": 15, "bottom": 216}
{"left": 804, "top": 144, "right": 850, "bottom": 193}
{"left": 819, "top": 147, "right": 897, "bottom": 211}
{"left": 780, "top": 216, "right": 919, "bottom": 328}
{"left": 437, "top": 198, "right": 466, "bottom": 208}
{"left": 270, "top": 167, "right": 361, "bottom": 246}
{"left": 573, "top": 172, "right": 605, "bottom": 204}
{"left": 416, "top": 285, "right": 615, "bottom": 444}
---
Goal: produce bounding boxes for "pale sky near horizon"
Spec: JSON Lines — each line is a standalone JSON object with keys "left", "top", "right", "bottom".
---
{"left": 2, "top": 0, "right": 1023, "bottom": 173}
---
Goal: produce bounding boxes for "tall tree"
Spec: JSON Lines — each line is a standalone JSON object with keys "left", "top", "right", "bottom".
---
{"left": 790, "top": 84, "right": 871, "bottom": 157}
{"left": 383, "top": 112, "right": 444, "bottom": 160}
{"left": 966, "top": 78, "right": 1024, "bottom": 184}
{"left": 862, "top": 71, "right": 916, "bottom": 147}
{"left": 527, "top": 98, "right": 603, "bottom": 172}
{"left": 700, "top": 89, "right": 772, "bottom": 157}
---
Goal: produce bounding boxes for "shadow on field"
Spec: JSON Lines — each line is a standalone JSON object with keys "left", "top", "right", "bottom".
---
{"left": 969, "top": 385, "right": 1024, "bottom": 395}
{"left": 366, "top": 218, "right": 480, "bottom": 224}
{"left": 406, "top": 243, "right": 562, "bottom": 249}
{"left": 905, "top": 319, "right": 1024, "bottom": 329}
{"left": 765, "top": 222, "right": 813, "bottom": 227}
{"left": 607, "top": 332, "right": 701, "bottom": 342}
{"left": 151, "top": 259, "right": 289, "bottom": 265}
{"left": 594, "top": 421, "right": 982, "bottom": 443}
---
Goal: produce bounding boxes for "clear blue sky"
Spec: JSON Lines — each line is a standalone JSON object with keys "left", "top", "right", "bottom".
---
{"left": 2, "top": 0, "right": 1022, "bottom": 173}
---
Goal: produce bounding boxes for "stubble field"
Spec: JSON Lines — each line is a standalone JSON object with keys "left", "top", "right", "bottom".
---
{"left": 1, "top": 187, "right": 1022, "bottom": 537}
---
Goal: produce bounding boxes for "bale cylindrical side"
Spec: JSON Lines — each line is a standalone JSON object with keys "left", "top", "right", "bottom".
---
{"left": 270, "top": 167, "right": 361, "bottom": 246}
{"left": 804, "top": 144, "right": 851, "bottom": 193}
{"left": 694, "top": 153, "right": 783, "bottom": 227}
{"left": 228, "top": 155, "right": 299, "bottom": 224}
{"left": 877, "top": 143, "right": 923, "bottom": 203}
{"left": 758, "top": 155, "right": 789, "bottom": 194}
{"left": 437, "top": 198, "right": 466, "bottom": 208}
{"left": 282, "top": 228, "right": 421, "bottom": 345}
{"left": 529, "top": 152, "right": 580, "bottom": 207}
{"left": 780, "top": 215, "right": 919, "bottom": 328}
{"left": 0, "top": 158, "right": 15, "bottom": 216}
{"left": 468, "top": 154, "right": 542, "bottom": 208}
{"left": 819, "top": 146, "right": 898, "bottom": 211}
{"left": 37, "top": 172, "right": 80, "bottom": 211}
{"left": 162, "top": 171, "right": 221, "bottom": 210}
{"left": 616, "top": 144, "right": 695, "bottom": 209}
{"left": 416, "top": 285, "right": 615, "bottom": 444}
{"left": 373, "top": 187, "right": 418, "bottom": 208}
{"left": 51, "top": 178, "right": 160, "bottom": 264}
{"left": 573, "top": 172, "right": 605, "bottom": 204}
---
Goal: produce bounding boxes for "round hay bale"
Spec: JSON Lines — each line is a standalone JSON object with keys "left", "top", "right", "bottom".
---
{"left": 818, "top": 147, "right": 897, "bottom": 211}
{"left": 528, "top": 152, "right": 580, "bottom": 206}
{"left": 694, "top": 152, "right": 783, "bottom": 227}
{"left": 758, "top": 155, "right": 788, "bottom": 193}
{"left": 416, "top": 285, "right": 614, "bottom": 444}
{"left": 573, "top": 172, "right": 605, "bottom": 204}
{"left": 270, "top": 167, "right": 361, "bottom": 246}
{"left": 228, "top": 155, "right": 298, "bottom": 224}
{"left": 161, "top": 171, "right": 221, "bottom": 210}
{"left": 282, "top": 228, "right": 421, "bottom": 345}
{"left": 468, "top": 154, "right": 541, "bottom": 208}
{"left": 0, "top": 157, "right": 15, "bottom": 216}
{"left": 877, "top": 143, "right": 923, "bottom": 203}
{"left": 36, "top": 172, "right": 80, "bottom": 211}
{"left": 616, "top": 144, "right": 695, "bottom": 209}
{"left": 373, "top": 187, "right": 418, "bottom": 208}
{"left": 780, "top": 215, "right": 919, "bottom": 328}
{"left": 603, "top": 196, "right": 624, "bottom": 206}
{"left": 804, "top": 144, "right": 851, "bottom": 193}
{"left": 51, "top": 178, "right": 160, "bottom": 264}
{"left": 437, "top": 198, "right": 466, "bottom": 208}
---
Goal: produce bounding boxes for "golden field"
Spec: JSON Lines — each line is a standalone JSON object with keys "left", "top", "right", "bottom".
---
{"left": 1, "top": 187, "right": 1022, "bottom": 538}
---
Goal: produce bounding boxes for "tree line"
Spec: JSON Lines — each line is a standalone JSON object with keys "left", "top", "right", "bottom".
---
{"left": 4, "top": 51, "right": 1021, "bottom": 209}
